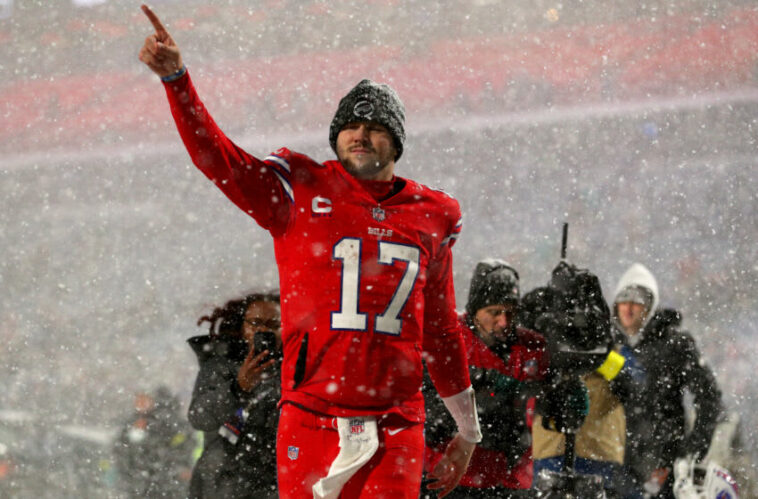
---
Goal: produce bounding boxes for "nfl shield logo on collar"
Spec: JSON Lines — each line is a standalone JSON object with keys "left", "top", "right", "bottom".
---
{"left": 287, "top": 445, "right": 299, "bottom": 460}
{"left": 372, "top": 207, "right": 386, "bottom": 222}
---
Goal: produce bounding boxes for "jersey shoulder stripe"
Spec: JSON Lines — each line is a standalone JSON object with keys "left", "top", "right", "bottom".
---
{"left": 406, "top": 180, "right": 463, "bottom": 248}
{"left": 453, "top": 217, "right": 463, "bottom": 232}
{"left": 264, "top": 153, "right": 291, "bottom": 174}
{"left": 262, "top": 149, "right": 330, "bottom": 205}
{"left": 263, "top": 153, "right": 294, "bottom": 204}
{"left": 441, "top": 216, "right": 463, "bottom": 247}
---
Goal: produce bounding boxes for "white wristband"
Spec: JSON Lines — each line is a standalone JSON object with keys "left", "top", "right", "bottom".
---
{"left": 442, "top": 386, "right": 482, "bottom": 443}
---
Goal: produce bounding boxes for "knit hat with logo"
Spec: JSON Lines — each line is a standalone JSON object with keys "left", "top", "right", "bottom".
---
{"left": 329, "top": 79, "right": 406, "bottom": 161}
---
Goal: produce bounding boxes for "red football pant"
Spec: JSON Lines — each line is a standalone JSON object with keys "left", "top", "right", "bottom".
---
{"left": 277, "top": 403, "right": 424, "bottom": 499}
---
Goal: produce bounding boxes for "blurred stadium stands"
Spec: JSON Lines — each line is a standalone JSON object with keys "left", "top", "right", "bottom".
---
{"left": 1, "top": 1, "right": 757, "bottom": 154}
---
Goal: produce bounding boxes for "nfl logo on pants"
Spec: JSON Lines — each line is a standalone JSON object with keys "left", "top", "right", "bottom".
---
{"left": 287, "top": 445, "right": 299, "bottom": 460}
{"left": 350, "top": 418, "right": 365, "bottom": 434}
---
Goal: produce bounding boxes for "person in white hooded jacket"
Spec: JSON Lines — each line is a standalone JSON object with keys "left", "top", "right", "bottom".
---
{"left": 611, "top": 263, "right": 723, "bottom": 499}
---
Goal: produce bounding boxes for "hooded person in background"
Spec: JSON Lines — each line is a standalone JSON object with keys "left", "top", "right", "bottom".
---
{"left": 423, "top": 259, "right": 549, "bottom": 498}
{"left": 612, "top": 263, "right": 723, "bottom": 498}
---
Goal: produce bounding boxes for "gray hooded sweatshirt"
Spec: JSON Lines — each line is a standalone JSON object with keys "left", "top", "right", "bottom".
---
{"left": 612, "top": 263, "right": 659, "bottom": 345}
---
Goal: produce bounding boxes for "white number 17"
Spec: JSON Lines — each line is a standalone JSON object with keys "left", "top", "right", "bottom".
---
{"left": 331, "top": 238, "right": 420, "bottom": 336}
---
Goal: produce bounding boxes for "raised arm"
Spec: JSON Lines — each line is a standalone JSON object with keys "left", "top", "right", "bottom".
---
{"left": 137, "top": 5, "right": 291, "bottom": 234}
{"left": 138, "top": 4, "right": 184, "bottom": 79}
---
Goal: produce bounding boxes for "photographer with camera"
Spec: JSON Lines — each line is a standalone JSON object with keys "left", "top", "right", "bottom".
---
{"left": 186, "top": 292, "right": 282, "bottom": 498}
{"left": 526, "top": 229, "right": 646, "bottom": 498}
{"left": 422, "top": 259, "right": 549, "bottom": 497}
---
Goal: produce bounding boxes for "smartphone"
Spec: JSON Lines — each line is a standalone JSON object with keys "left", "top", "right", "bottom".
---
{"left": 253, "top": 331, "right": 278, "bottom": 362}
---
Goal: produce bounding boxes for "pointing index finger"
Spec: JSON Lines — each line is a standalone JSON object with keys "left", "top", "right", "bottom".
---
{"left": 141, "top": 4, "right": 168, "bottom": 36}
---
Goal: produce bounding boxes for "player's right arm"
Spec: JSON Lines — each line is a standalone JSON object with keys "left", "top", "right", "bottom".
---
{"left": 138, "top": 4, "right": 291, "bottom": 233}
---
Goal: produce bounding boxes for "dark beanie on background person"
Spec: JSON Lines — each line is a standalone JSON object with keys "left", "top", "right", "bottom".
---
{"left": 329, "top": 79, "right": 406, "bottom": 161}
{"left": 465, "top": 259, "right": 520, "bottom": 318}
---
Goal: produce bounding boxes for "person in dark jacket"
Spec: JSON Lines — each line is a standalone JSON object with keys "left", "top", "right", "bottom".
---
{"left": 113, "top": 386, "right": 194, "bottom": 498}
{"left": 423, "top": 259, "right": 549, "bottom": 498}
{"left": 612, "top": 263, "right": 723, "bottom": 498}
{"left": 187, "top": 291, "right": 282, "bottom": 499}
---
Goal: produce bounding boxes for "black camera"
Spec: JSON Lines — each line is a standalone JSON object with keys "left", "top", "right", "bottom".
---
{"left": 531, "top": 224, "right": 613, "bottom": 498}
{"left": 536, "top": 260, "right": 612, "bottom": 377}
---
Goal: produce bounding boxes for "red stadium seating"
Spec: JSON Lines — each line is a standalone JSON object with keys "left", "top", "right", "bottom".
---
{"left": 1, "top": 7, "right": 756, "bottom": 154}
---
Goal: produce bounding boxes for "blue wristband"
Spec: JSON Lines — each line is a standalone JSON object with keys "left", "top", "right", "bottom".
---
{"left": 161, "top": 65, "right": 187, "bottom": 83}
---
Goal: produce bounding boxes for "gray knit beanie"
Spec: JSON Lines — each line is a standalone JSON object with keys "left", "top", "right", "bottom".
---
{"left": 329, "top": 79, "right": 406, "bottom": 161}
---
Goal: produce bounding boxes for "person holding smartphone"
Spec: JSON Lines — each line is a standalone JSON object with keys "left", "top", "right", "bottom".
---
{"left": 187, "top": 292, "right": 281, "bottom": 499}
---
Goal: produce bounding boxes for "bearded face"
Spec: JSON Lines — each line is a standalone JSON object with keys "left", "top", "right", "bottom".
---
{"left": 336, "top": 122, "right": 396, "bottom": 181}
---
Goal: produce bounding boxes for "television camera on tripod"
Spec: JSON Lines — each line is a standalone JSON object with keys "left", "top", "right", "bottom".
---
{"left": 530, "top": 224, "right": 627, "bottom": 498}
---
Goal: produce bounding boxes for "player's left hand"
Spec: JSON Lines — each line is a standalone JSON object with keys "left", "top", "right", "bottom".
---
{"left": 426, "top": 433, "right": 475, "bottom": 498}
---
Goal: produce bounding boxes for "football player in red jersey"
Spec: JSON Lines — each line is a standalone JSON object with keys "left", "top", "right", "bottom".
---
{"left": 139, "top": 5, "right": 481, "bottom": 498}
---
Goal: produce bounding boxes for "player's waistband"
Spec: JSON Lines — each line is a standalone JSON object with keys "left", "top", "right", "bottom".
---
{"left": 280, "top": 400, "right": 423, "bottom": 431}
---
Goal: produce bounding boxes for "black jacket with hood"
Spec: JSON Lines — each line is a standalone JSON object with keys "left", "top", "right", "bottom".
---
{"left": 612, "top": 264, "right": 723, "bottom": 481}
{"left": 187, "top": 334, "right": 280, "bottom": 499}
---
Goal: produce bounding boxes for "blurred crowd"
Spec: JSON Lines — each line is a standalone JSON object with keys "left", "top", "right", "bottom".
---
{"left": 2, "top": 0, "right": 752, "bottom": 78}
{"left": 1, "top": 0, "right": 757, "bottom": 155}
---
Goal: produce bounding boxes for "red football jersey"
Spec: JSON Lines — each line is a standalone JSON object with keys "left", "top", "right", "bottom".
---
{"left": 164, "top": 73, "right": 470, "bottom": 423}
